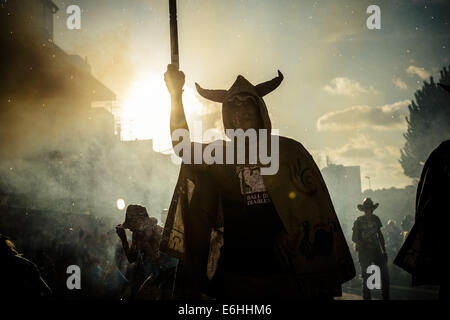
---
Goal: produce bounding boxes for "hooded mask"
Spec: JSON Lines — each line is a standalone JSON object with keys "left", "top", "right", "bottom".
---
{"left": 195, "top": 71, "right": 284, "bottom": 132}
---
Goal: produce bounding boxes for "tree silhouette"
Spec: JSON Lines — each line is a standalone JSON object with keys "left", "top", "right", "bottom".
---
{"left": 400, "top": 66, "right": 450, "bottom": 180}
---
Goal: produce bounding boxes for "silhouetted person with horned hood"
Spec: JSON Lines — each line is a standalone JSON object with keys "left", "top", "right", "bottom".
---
{"left": 352, "top": 198, "right": 390, "bottom": 300}
{"left": 395, "top": 81, "right": 450, "bottom": 300}
{"left": 161, "top": 64, "right": 355, "bottom": 299}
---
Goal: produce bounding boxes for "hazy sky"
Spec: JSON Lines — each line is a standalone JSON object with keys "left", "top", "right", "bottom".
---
{"left": 52, "top": 0, "right": 450, "bottom": 190}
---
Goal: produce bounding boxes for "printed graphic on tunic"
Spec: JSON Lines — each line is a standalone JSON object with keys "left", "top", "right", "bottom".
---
{"left": 236, "top": 166, "right": 271, "bottom": 206}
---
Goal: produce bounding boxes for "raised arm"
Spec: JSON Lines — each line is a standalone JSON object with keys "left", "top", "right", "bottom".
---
{"left": 124, "top": 238, "right": 138, "bottom": 263}
{"left": 164, "top": 64, "right": 189, "bottom": 149}
{"left": 116, "top": 225, "right": 137, "bottom": 263}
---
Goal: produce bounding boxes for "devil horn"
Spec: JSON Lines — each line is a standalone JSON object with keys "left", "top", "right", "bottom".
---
{"left": 255, "top": 70, "right": 284, "bottom": 97}
{"left": 195, "top": 83, "right": 227, "bottom": 103}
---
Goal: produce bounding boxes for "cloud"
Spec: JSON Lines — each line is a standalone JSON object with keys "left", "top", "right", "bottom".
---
{"left": 323, "top": 77, "right": 378, "bottom": 97}
{"left": 317, "top": 135, "right": 393, "bottom": 164}
{"left": 317, "top": 100, "right": 410, "bottom": 131}
{"left": 406, "top": 65, "right": 431, "bottom": 80}
{"left": 333, "top": 135, "right": 381, "bottom": 159}
{"left": 319, "top": 134, "right": 412, "bottom": 189}
{"left": 393, "top": 78, "right": 408, "bottom": 90}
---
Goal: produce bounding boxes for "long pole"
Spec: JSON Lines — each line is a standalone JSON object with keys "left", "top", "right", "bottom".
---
{"left": 169, "top": 0, "right": 179, "bottom": 69}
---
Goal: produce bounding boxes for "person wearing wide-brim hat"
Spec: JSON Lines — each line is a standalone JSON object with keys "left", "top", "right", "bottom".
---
{"left": 357, "top": 197, "right": 379, "bottom": 213}
{"left": 352, "top": 197, "right": 390, "bottom": 300}
{"left": 116, "top": 204, "right": 161, "bottom": 298}
{"left": 118, "top": 204, "right": 157, "bottom": 232}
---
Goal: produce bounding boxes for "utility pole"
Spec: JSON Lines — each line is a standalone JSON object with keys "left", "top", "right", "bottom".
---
{"left": 365, "top": 176, "right": 371, "bottom": 190}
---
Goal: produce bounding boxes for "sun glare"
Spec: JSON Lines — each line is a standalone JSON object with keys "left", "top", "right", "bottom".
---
{"left": 120, "top": 75, "right": 205, "bottom": 152}
{"left": 116, "top": 198, "right": 125, "bottom": 210}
